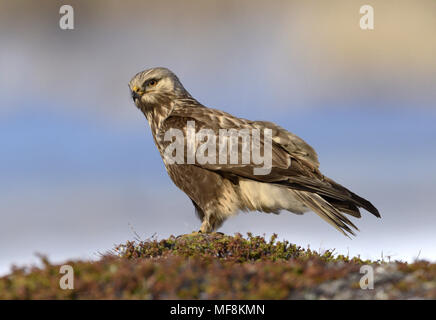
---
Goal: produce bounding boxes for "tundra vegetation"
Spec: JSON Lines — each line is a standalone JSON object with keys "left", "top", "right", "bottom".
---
{"left": 0, "top": 233, "right": 435, "bottom": 299}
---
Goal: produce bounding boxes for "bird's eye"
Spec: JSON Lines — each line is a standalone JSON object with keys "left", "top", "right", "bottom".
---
{"left": 148, "top": 79, "right": 158, "bottom": 87}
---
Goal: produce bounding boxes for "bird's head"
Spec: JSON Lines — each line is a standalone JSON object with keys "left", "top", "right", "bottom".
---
{"left": 129, "top": 67, "right": 189, "bottom": 110}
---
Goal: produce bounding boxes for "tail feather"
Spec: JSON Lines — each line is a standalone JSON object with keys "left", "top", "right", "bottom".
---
{"left": 292, "top": 189, "right": 359, "bottom": 237}
{"left": 325, "top": 199, "right": 361, "bottom": 218}
{"left": 279, "top": 176, "right": 380, "bottom": 219}
{"left": 324, "top": 178, "right": 381, "bottom": 218}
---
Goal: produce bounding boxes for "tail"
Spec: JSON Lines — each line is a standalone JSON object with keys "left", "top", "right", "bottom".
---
{"left": 324, "top": 177, "right": 380, "bottom": 219}
{"left": 292, "top": 190, "right": 358, "bottom": 237}
{"left": 289, "top": 179, "right": 380, "bottom": 237}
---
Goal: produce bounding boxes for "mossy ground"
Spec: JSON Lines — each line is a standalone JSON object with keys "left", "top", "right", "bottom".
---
{"left": 1, "top": 233, "right": 435, "bottom": 299}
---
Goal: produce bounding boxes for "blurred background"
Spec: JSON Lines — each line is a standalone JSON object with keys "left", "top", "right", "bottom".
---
{"left": 1, "top": 0, "right": 435, "bottom": 274}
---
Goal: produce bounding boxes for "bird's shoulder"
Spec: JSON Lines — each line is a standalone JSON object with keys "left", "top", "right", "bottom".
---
{"left": 169, "top": 99, "right": 249, "bottom": 129}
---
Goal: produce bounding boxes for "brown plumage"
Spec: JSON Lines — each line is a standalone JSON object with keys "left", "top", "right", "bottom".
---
{"left": 129, "top": 67, "right": 380, "bottom": 237}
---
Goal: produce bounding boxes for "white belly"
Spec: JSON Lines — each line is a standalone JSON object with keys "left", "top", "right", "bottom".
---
{"left": 238, "top": 179, "right": 309, "bottom": 214}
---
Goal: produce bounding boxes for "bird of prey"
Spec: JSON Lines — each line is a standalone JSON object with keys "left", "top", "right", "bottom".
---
{"left": 129, "top": 67, "right": 380, "bottom": 236}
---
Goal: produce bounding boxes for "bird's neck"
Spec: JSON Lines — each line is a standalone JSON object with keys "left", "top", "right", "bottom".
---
{"left": 141, "top": 101, "right": 174, "bottom": 137}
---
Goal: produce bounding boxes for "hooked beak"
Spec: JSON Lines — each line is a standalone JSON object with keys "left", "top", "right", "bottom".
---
{"left": 130, "top": 85, "right": 144, "bottom": 103}
{"left": 131, "top": 90, "right": 141, "bottom": 102}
